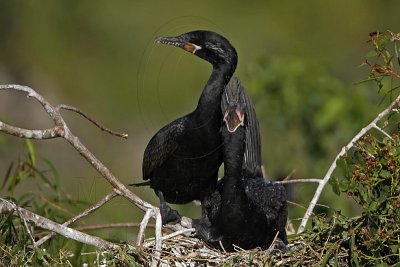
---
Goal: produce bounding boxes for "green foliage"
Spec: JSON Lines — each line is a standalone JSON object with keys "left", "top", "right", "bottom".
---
{"left": 0, "top": 141, "right": 122, "bottom": 266}
{"left": 246, "top": 57, "right": 375, "bottom": 179}
{"left": 329, "top": 30, "right": 400, "bottom": 266}
{"left": 331, "top": 134, "right": 400, "bottom": 265}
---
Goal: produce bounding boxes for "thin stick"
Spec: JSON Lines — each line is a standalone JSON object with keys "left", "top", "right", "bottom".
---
{"left": 0, "top": 122, "right": 59, "bottom": 140}
{"left": 56, "top": 104, "right": 128, "bottom": 139}
{"left": 297, "top": 94, "right": 400, "bottom": 233}
{"left": 372, "top": 123, "right": 394, "bottom": 140}
{"left": 283, "top": 169, "right": 296, "bottom": 181}
{"left": 277, "top": 179, "right": 321, "bottom": 185}
{"left": 35, "top": 222, "right": 156, "bottom": 237}
{"left": 144, "top": 227, "right": 195, "bottom": 249}
{"left": 35, "top": 190, "right": 118, "bottom": 247}
{"left": 0, "top": 198, "right": 118, "bottom": 250}
{"left": 17, "top": 208, "right": 37, "bottom": 246}
{"left": 267, "top": 231, "right": 280, "bottom": 251}
{"left": 137, "top": 209, "right": 152, "bottom": 246}
{"left": 153, "top": 210, "right": 163, "bottom": 263}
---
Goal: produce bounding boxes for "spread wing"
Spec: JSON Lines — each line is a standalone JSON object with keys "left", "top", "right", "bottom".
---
{"left": 221, "top": 77, "right": 263, "bottom": 178}
{"left": 142, "top": 118, "right": 185, "bottom": 179}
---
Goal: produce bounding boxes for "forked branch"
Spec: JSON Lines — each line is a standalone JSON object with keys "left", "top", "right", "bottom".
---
{"left": 0, "top": 84, "right": 193, "bottom": 259}
{"left": 0, "top": 198, "right": 118, "bottom": 250}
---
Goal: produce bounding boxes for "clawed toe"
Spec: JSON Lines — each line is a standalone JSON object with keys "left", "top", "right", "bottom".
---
{"left": 160, "top": 204, "right": 182, "bottom": 225}
{"left": 192, "top": 219, "right": 222, "bottom": 243}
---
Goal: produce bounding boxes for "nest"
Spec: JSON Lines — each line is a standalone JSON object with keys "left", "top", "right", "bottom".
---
{"left": 134, "top": 234, "right": 351, "bottom": 267}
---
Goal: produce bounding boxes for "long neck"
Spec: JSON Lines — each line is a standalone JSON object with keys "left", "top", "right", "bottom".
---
{"left": 223, "top": 126, "right": 245, "bottom": 183}
{"left": 194, "top": 63, "right": 235, "bottom": 124}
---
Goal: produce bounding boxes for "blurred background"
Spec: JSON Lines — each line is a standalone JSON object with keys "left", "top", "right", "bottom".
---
{"left": 0, "top": 0, "right": 399, "bottom": 254}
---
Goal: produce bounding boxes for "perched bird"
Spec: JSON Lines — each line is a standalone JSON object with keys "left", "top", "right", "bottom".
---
{"left": 131, "top": 31, "right": 238, "bottom": 224}
{"left": 198, "top": 77, "right": 288, "bottom": 251}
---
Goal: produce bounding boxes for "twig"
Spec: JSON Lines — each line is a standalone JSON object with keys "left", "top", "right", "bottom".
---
{"left": 0, "top": 198, "right": 118, "bottom": 250}
{"left": 283, "top": 169, "right": 296, "bottom": 181}
{"left": 35, "top": 190, "right": 118, "bottom": 247}
{"left": 56, "top": 104, "right": 128, "bottom": 139}
{"left": 161, "top": 228, "right": 195, "bottom": 241}
{"left": 35, "top": 222, "right": 156, "bottom": 237}
{"left": 75, "top": 222, "right": 155, "bottom": 232}
{"left": 219, "top": 240, "right": 227, "bottom": 253}
{"left": 267, "top": 231, "right": 280, "bottom": 251}
{"left": 0, "top": 122, "right": 59, "bottom": 140}
{"left": 277, "top": 179, "right": 321, "bottom": 184}
{"left": 297, "top": 94, "right": 400, "bottom": 233}
{"left": 143, "top": 228, "right": 195, "bottom": 249}
{"left": 153, "top": 210, "right": 163, "bottom": 264}
{"left": 372, "top": 123, "right": 394, "bottom": 140}
{"left": 261, "top": 165, "right": 266, "bottom": 178}
{"left": 17, "top": 208, "right": 37, "bottom": 246}
{"left": 137, "top": 209, "right": 152, "bottom": 246}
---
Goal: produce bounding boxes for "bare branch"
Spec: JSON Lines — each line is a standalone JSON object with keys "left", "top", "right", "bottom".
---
{"left": 143, "top": 228, "right": 195, "bottom": 248}
{"left": 75, "top": 222, "right": 155, "bottom": 232}
{"left": 35, "top": 190, "right": 118, "bottom": 247}
{"left": 283, "top": 169, "right": 296, "bottom": 181}
{"left": 137, "top": 209, "right": 152, "bottom": 246}
{"left": 0, "top": 84, "right": 193, "bottom": 252}
{"left": 277, "top": 179, "right": 321, "bottom": 185}
{"left": 0, "top": 122, "right": 60, "bottom": 139}
{"left": 56, "top": 104, "right": 128, "bottom": 139}
{"left": 297, "top": 94, "right": 400, "bottom": 233}
{"left": 372, "top": 123, "right": 394, "bottom": 140}
{"left": 0, "top": 198, "right": 119, "bottom": 250}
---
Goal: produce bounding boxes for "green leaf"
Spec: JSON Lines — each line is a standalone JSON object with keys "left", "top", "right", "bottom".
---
{"left": 25, "top": 140, "right": 35, "bottom": 166}
{"left": 379, "top": 169, "right": 391, "bottom": 179}
{"left": 320, "top": 245, "right": 335, "bottom": 267}
{"left": 35, "top": 248, "right": 46, "bottom": 260}
{"left": 42, "top": 158, "right": 61, "bottom": 199}
{"left": 329, "top": 177, "right": 341, "bottom": 196}
{"left": 366, "top": 50, "right": 378, "bottom": 58}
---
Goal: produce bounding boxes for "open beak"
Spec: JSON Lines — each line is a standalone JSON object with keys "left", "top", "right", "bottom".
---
{"left": 224, "top": 107, "right": 244, "bottom": 133}
{"left": 155, "top": 36, "right": 202, "bottom": 54}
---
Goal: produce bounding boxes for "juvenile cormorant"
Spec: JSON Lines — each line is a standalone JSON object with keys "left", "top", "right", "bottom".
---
{"left": 198, "top": 77, "right": 288, "bottom": 250}
{"left": 133, "top": 31, "right": 238, "bottom": 224}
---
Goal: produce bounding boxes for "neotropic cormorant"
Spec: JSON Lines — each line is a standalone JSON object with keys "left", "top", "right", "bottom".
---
{"left": 198, "top": 77, "right": 288, "bottom": 251}
{"left": 133, "top": 31, "right": 238, "bottom": 224}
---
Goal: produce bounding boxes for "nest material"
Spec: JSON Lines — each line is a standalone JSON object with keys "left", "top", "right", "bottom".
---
{"left": 136, "top": 234, "right": 351, "bottom": 267}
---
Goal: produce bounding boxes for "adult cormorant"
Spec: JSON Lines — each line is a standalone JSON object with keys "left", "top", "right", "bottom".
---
{"left": 133, "top": 31, "right": 238, "bottom": 224}
{"left": 198, "top": 77, "right": 288, "bottom": 251}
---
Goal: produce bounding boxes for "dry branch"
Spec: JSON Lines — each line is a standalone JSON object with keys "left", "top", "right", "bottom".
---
{"left": 0, "top": 84, "right": 193, "bottom": 261}
{"left": 56, "top": 104, "right": 128, "bottom": 138}
{"left": 35, "top": 190, "right": 118, "bottom": 247}
{"left": 0, "top": 198, "right": 118, "bottom": 250}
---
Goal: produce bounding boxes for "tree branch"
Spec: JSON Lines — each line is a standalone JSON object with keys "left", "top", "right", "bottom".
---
{"left": 297, "top": 94, "right": 400, "bottom": 233}
{"left": 35, "top": 190, "right": 118, "bottom": 247}
{"left": 0, "top": 122, "right": 60, "bottom": 139}
{"left": 56, "top": 104, "right": 128, "bottom": 139}
{"left": 0, "top": 84, "right": 193, "bottom": 257}
{"left": 0, "top": 198, "right": 118, "bottom": 250}
{"left": 277, "top": 179, "right": 321, "bottom": 185}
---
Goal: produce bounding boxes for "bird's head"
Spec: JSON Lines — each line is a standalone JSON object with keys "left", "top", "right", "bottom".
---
{"left": 222, "top": 77, "right": 246, "bottom": 133}
{"left": 155, "top": 30, "right": 237, "bottom": 68}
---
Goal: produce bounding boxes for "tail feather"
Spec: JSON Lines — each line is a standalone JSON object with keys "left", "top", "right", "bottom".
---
{"left": 129, "top": 181, "right": 151, "bottom": 187}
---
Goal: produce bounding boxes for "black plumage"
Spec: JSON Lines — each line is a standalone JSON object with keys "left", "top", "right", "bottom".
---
{"left": 134, "top": 31, "right": 238, "bottom": 224}
{"left": 198, "top": 78, "right": 288, "bottom": 251}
